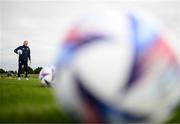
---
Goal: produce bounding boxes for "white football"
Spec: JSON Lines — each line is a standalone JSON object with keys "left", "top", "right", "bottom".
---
{"left": 54, "top": 7, "right": 180, "bottom": 123}
{"left": 17, "top": 49, "right": 22, "bottom": 55}
{"left": 39, "top": 66, "right": 55, "bottom": 87}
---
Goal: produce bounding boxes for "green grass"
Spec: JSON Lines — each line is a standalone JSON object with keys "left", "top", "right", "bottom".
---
{"left": 0, "top": 77, "right": 180, "bottom": 123}
{"left": 0, "top": 77, "right": 70, "bottom": 123}
{"left": 167, "top": 104, "right": 180, "bottom": 123}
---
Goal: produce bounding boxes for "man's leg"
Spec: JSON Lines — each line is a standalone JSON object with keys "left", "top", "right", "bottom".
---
{"left": 24, "top": 61, "right": 28, "bottom": 79}
{"left": 18, "top": 61, "right": 22, "bottom": 79}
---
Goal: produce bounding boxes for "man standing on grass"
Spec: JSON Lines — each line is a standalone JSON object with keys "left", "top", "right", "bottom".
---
{"left": 14, "top": 40, "right": 31, "bottom": 80}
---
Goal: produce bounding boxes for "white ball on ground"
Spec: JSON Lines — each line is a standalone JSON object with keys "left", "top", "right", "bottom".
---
{"left": 39, "top": 66, "right": 55, "bottom": 87}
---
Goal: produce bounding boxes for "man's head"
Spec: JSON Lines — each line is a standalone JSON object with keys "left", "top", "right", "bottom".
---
{"left": 23, "top": 40, "right": 28, "bottom": 46}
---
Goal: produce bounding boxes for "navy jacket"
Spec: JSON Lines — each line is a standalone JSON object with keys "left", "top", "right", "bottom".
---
{"left": 14, "top": 45, "right": 31, "bottom": 62}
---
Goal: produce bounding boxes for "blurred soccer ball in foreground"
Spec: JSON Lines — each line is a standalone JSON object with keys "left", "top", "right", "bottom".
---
{"left": 54, "top": 8, "right": 180, "bottom": 123}
{"left": 39, "top": 66, "right": 55, "bottom": 87}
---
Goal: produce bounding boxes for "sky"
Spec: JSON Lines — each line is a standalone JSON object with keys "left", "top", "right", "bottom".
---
{"left": 0, "top": 0, "right": 179, "bottom": 71}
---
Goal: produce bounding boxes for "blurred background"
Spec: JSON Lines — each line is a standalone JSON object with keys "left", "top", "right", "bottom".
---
{"left": 0, "top": 0, "right": 179, "bottom": 71}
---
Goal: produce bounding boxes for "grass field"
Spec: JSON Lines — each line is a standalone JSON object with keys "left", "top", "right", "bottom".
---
{"left": 0, "top": 77, "right": 180, "bottom": 123}
{"left": 0, "top": 77, "right": 71, "bottom": 123}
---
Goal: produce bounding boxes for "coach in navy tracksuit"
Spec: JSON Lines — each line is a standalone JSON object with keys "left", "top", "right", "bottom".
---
{"left": 14, "top": 40, "right": 31, "bottom": 80}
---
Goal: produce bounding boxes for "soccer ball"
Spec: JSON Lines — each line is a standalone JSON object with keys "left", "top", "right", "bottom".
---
{"left": 54, "top": 7, "right": 180, "bottom": 123}
{"left": 39, "top": 66, "right": 55, "bottom": 87}
{"left": 17, "top": 49, "right": 22, "bottom": 55}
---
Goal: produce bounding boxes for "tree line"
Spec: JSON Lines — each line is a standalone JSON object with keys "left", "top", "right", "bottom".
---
{"left": 0, "top": 67, "right": 43, "bottom": 74}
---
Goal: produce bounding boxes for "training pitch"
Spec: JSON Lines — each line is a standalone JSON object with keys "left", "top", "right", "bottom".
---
{"left": 0, "top": 77, "right": 71, "bottom": 123}
{"left": 0, "top": 77, "right": 179, "bottom": 123}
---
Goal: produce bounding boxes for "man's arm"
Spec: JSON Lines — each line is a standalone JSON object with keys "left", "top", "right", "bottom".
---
{"left": 28, "top": 47, "right": 31, "bottom": 61}
{"left": 14, "top": 46, "right": 21, "bottom": 54}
